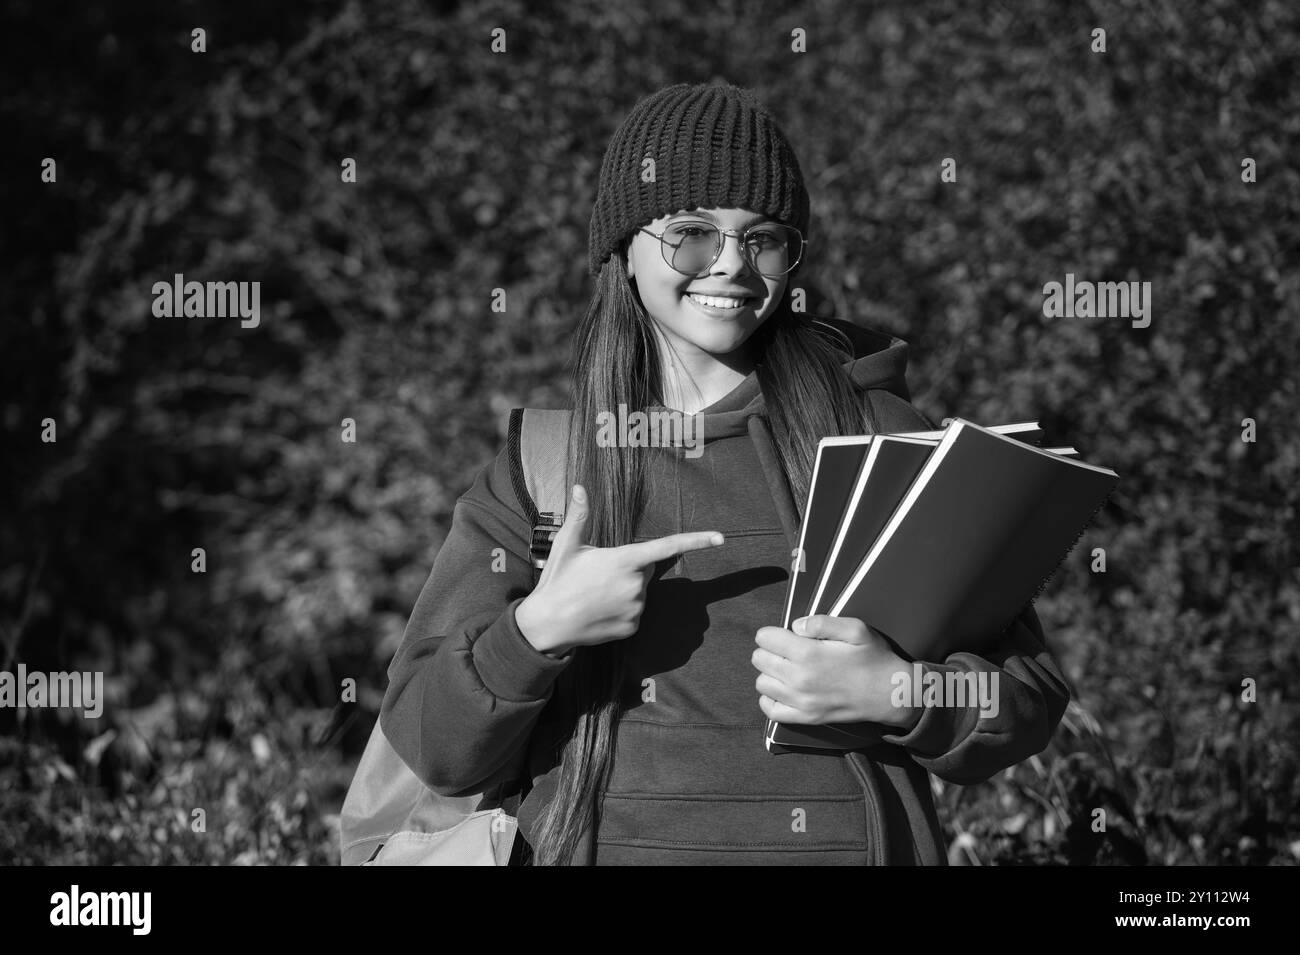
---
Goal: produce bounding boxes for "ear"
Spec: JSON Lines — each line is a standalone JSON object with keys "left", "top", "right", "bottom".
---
{"left": 624, "top": 237, "right": 635, "bottom": 279}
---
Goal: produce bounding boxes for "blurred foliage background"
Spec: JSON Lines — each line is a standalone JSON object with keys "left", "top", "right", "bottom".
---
{"left": 2, "top": 0, "right": 1297, "bottom": 865}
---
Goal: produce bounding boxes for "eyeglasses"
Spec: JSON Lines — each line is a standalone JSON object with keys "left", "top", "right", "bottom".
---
{"left": 637, "top": 220, "right": 805, "bottom": 278}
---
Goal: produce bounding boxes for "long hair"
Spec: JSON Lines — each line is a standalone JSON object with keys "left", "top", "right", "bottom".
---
{"left": 528, "top": 248, "right": 879, "bottom": 865}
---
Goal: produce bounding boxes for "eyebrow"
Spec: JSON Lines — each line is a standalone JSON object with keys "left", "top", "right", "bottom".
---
{"left": 667, "top": 210, "right": 773, "bottom": 227}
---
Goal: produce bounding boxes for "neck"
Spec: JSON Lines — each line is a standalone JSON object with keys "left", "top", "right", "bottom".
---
{"left": 655, "top": 340, "right": 755, "bottom": 414}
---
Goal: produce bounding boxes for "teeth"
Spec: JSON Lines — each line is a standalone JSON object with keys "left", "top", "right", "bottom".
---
{"left": 689, "top": 293, "right": 748, "bottom": 309}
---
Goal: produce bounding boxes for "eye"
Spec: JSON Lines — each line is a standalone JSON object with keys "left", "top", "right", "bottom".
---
{"left": 667, "top": 223, "right": 713, "bottom": 239}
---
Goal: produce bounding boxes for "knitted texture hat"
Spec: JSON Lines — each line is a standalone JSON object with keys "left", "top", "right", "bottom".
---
{"left": 588, "top": 83, "right": 810, "bottom": 276}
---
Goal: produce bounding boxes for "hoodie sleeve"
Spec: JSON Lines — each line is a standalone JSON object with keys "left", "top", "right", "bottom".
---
{"left": 877, "top": 602, "right": 1071, "bottom": 785}
{"left": 379, "top": 443, "right": 572, "bottom": 796}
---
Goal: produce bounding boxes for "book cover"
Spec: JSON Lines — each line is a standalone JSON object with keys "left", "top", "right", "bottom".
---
{"left": 780, "top": 438, "right": 873, "bottom": 631}
{"left": 830, "top": 419, "right": 1119, "bottom": 662}
{"left": 809, "top": 436, "right": 936, "bottom": 617}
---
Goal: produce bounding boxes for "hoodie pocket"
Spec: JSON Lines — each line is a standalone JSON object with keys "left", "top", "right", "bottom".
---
{"left": 597, "top": 791, "right": 873, "bottom": 857}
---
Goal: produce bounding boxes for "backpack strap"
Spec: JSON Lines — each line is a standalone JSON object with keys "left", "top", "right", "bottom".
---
{"left": 507, "top": 408, "right": 573, "bottom": 575}
{"left": 499, "top": 408, "right": 574, "bottom": 857}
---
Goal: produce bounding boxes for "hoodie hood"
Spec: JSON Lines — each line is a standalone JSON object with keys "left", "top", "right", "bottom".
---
{"left": 685, "top": 319, "right": 915, "bottom": 440}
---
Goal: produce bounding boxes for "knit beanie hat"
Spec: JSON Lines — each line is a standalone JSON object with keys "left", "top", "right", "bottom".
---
{"left": 588, "top": 83, "right": 810, "bottom": 276}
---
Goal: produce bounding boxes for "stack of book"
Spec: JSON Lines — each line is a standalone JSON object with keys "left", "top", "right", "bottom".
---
{"left": 766, "top": 418, "right": 1118, "bottom": 753}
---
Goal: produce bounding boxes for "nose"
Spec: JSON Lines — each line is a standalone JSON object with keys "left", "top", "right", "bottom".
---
{"left": 710, "top": 230, "right": 753, "bottom": 277}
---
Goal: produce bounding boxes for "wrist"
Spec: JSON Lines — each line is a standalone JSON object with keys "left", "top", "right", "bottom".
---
{"left": 886, "top": 699, "right": 924, "bottom": 732}
{"left": 515, "top": 595, "right": 573, "bottom": 658}
{"left": 878, "top": 660, "right": 924, "bottom": 730}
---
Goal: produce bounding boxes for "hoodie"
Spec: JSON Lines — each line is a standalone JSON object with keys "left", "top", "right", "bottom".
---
{"left": 380, "top": 319, "right": 1071, "bottom": 864}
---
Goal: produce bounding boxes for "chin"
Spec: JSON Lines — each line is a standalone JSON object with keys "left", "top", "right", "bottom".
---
{"left": 688, "top": 329, "right": 757, "bottom": 357}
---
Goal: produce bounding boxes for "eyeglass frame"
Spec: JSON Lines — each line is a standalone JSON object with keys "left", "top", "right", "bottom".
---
{"left": 635, "top": 219, "right": 806, "bottom": 278}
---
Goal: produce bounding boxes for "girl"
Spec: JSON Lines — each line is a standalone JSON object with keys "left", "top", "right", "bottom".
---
{"left": 380, "top": 83, "right": 1070, "bottom": 865}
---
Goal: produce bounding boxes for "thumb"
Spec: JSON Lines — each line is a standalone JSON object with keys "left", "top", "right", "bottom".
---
{"left": 545, "top": 484, "right": 590, "bottom": 565}
{"left": 793, "top": 615, "right": 876, "bottom": 645}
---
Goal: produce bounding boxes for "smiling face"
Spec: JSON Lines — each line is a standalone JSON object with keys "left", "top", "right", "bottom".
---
{"left": 625, "top": 207, "right": 790, "bottom": 362}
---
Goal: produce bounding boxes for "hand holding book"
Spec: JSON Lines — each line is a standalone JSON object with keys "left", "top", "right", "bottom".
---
{"left": 753, "top": 614, "right": 923, "bottom": 732}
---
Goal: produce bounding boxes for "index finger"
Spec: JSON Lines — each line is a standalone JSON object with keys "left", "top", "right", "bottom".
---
{"left": 616, "top": 531, "right": 725, "bottom": 567}
{"left": 755, "top": 626, "right": 812, "bottom": 662}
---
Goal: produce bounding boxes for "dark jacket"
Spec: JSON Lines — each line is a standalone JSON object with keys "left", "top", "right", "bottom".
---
{"left": 380, "top": 320, "right": 1071, "bottom": 864}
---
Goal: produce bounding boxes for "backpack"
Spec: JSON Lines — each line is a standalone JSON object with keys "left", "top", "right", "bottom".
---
{"left": 338, "top": 408, "right": 572, "bottom": 865}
